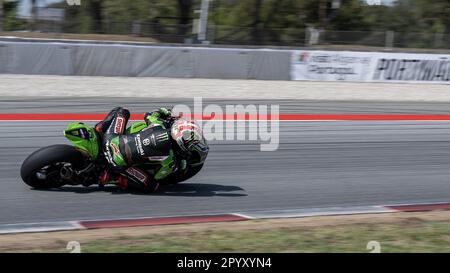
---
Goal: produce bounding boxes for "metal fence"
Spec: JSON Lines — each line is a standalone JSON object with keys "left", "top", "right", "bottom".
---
{"left": 315, "top": 30, "right": 387, "bottom": 47}
{"left": 4, "top": 18, "right": 450, "bottom": 50}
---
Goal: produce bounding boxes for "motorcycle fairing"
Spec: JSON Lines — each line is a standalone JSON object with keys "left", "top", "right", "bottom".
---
{"left": 127, "top": 121, "right": 147, "bottom": 134}
{"left": 64, "top": 122, "right": 99, "bottom": 160}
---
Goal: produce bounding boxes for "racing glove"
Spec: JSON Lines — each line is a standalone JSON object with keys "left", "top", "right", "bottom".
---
{"left": 144, "top": 108, "right": 173, "bottom": 127}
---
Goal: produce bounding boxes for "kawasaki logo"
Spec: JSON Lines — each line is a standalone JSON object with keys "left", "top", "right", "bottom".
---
{"left": 135, "top": 134, "right": 145, "bottom": 156}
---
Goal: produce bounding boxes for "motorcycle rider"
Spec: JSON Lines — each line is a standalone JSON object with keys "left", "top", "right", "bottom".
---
{"left": 94, "top": 106, "right": 208, "bottom": 193}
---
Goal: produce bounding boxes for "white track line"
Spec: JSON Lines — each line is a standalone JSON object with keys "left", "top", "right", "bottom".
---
{"left": 236, "top": 206, "right": 395, "bottom": 219}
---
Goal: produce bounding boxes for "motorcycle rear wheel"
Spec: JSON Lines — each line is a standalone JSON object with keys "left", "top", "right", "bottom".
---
{"left": 20, "top": 144, "right": 86, "bottom": 189}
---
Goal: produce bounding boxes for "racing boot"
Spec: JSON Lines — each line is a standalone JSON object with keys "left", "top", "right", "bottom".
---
{"left": 98, "top": 170, "right": 111, "bottom": 188}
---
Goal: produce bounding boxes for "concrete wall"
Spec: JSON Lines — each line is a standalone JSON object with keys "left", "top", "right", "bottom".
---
{"left": 0, "top": 42, "right": 291, "bottom": 80}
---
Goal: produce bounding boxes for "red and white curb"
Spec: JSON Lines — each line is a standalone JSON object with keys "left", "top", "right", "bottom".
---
{"left": 2, "top": 202, "right": 450, "bottom": 235}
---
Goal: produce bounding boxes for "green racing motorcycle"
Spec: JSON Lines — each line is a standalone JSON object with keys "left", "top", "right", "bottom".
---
{"left": 20, "top": 119, "right": 204, "bottom": 189}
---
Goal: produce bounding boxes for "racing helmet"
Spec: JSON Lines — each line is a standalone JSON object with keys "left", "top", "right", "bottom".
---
{"left": 171, "top": 119, "right": 209, "bottom": 165}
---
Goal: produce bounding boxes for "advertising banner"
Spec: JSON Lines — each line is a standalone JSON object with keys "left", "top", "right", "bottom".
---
{"left": 291, "top": 50, "right": 450, "bottom": 84}
{"left": 291, "top": 50, "right": 373, "bottom": 81}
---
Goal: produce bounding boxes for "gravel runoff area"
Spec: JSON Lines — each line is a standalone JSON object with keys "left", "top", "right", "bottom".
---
{"left": 0, "top": 74, "right": 450, "bottom": 102}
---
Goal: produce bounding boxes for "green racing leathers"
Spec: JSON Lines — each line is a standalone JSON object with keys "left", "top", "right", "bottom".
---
{"left": 95, "top": 107, "right": 185, "bottom": 192}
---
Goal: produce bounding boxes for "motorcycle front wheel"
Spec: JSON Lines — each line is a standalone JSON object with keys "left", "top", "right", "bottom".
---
{"left": 20, "top": 144, "right": 86, "bottom": 189}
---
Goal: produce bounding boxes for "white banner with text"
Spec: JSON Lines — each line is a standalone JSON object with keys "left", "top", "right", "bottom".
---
{"left": 291, "top": 50, "right": 450, "bottom": 84}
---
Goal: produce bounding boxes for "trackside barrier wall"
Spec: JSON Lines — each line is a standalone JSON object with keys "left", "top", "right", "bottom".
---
{"left": 0, "top": 42, "right": 291, "bottom": 80}
{"left": 1, "top": 41, "right": 450, "bottom": 84}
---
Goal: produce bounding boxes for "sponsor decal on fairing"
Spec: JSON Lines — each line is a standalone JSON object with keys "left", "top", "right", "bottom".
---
{"left": 126, "top": 167, "right": 148, "bottom": 183}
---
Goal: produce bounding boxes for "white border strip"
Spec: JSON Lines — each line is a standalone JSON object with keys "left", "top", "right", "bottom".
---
{"left": 236, "top": 206, "right": 394, "bottom": 219}
{"left": 0, "top": 221, "right": 81, "bottom": 235}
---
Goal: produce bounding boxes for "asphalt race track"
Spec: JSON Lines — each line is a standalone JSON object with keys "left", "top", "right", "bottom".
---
{"left": 1, "top": 98, "right": 450, "bottom": 224}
